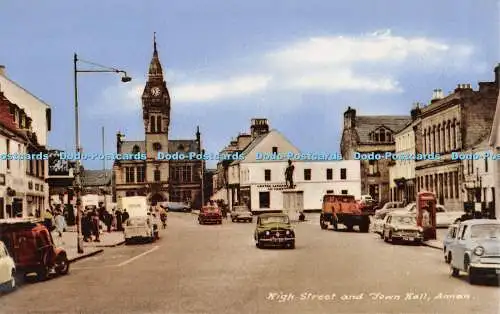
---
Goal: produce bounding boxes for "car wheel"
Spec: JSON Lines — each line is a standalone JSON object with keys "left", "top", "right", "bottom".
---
{"left": 465, "top": 257, "right": 478, "bottom": 285}
{"left": 320, "top": 216, "right": 328, "bottom": 230}
{"left": 446, "top": 252, "right": 451, "bottom": 264}
{"left": 37, "top": 266, "right": 50, "bottom": 281}
{"left": 379, "top": 232, "right": 384, "bottom": 239}
{"left": 232, "top": 218, "right": 236, "bottom": 222}
{"left": 257, "top": 240, "right": 263, "bottom": 249}
{"left": 289, "top": 241, "right": 295, "bottom": 249}
{"left": 55, "top": 255, "right": 70, "bottom": 275}
{"left": 7, "top": 271, "right": 16, "bottom": 291}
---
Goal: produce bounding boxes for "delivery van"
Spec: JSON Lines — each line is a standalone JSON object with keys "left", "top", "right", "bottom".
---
{"left": 118, "top": 196, "right": 156, "bottom": 243}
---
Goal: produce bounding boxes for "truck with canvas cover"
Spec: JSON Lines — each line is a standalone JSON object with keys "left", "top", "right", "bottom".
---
{"left": 319, "top": 194, "right": 370, "bottom": 232}
{"left": 118, "top": 196, "right": 156, "bottom": 243}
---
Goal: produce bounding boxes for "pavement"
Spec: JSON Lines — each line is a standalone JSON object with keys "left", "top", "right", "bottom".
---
{"left": 52, "top": 230, "right": 125, "bottom": 262}
{"left": 1, "top": 212, "right": 498, "bottom": 314}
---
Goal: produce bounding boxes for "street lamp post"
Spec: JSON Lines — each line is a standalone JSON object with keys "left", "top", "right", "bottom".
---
{"left": 73, "top": 53, "right": 131, "bottom": 254}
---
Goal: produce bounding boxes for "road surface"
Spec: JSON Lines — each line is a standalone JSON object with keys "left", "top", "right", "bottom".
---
{"left": 1, "top": 213, "right": 498, "bottom": 314}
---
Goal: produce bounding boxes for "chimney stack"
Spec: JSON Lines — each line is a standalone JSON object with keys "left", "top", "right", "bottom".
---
{"left": 0, "top": 65, "right": 5, "bottom": 76}
{"left": 431, "top": 89, "right": 444, "bottom": 103}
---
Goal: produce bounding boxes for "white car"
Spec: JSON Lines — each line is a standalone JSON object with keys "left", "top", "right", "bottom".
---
{"left": 449, "top": 219, "right": 500, "bottom": 284}
{"left": 443, "top": 224, "right": 460, "bottom": 263}
{"left": 371, "top": 211, "right": 390, "bottom": 236}
{"left": 406, "top": 203, "right": 462, "bottom": 228}
{"left": 0, "top": 240, "right": 16, "bottom": 292}
{"left": 377, "top": 202, "right": 404, "bottom": 212}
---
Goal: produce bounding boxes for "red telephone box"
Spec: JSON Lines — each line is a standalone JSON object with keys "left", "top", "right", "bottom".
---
{"left": 416, "top": 191, "right": 436, "bottom": 240}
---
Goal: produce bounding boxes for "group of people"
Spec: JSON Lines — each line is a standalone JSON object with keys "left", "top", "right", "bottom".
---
{"left": 81, "top": 205, "right": 129, "bottom": 242}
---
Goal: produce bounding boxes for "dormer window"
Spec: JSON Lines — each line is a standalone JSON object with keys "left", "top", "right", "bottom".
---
{"left": 132, "top": 145, "right": 140, "bottom": 154}
{"left": 370, "top": 127, "right": 393, "bottom": 143}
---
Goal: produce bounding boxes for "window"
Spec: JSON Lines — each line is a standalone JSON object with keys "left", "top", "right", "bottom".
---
{"left": 154, "top": 169, "right": 161, "bottom": 181}
{"left": 264, "top": 169, "right": 271, "bottom": 181}
{"left": 259, "top": 192, "right": 270, "bottom": 208}
{"left": 150, "top": 116, "right": 156, "bottom": 133}
{"left": 485, "top": 158, "right": 488, "bottom": 172}
{"left": 137, "top": 167, "right": 145, "bottom": 182}
{"left": 153, "top": 142, "right": 161, "bottom": 151}
{"left": 125, "top": 167, "right": 135, "bottom": 183}
{"left": 459, "top": 226, "right": 468, "bottom": 240}
{"left": 157, "top": 116, "right": 162, "bottom": 133}
{"left": 341, "top": 190, "right": 348, "bottom": 194}
{"left": 340, "top": 168, "right": 347, "bottom": 180}
{"left": 368, "top": 160, "right": 378, "bottom": 175}
{"left": 132, "top": 145, "right": 140, "bottom": 154}
{"left": 304, "top": 169, "right": 311, "bottom": 180}
{"left": 126, "top": 191, "right": 135, "bottom": 196}
{"left": 6, "top": 139, "right": 10, "bottom": 169}
{"left": 326, "top": 168, "right": 333, "bottom": 180}
{"left": 173, "top": 166, "right": 192, "bottom": 183}
{"left": 182, "top": 190, "right": 191, "bottom": 202}
{"left": 170, "top": 190, "right": 181, "bottom": 202}
{"left": 326, "top": 190, "right": 333, "bottom": 193}
{"left": 272, "top": 146, "right": 278, "bottom": 154}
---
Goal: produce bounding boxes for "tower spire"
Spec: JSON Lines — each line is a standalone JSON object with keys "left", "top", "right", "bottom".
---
{"left": 148, "top": 32, "right": 163, "bottom": 78}
{"left": 153, "top": 32, "right": 157, "bottom": 53}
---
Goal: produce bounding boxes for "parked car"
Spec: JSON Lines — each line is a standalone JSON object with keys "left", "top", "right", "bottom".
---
{"left": 406, "top": 203, "right": 462, "bottom": 228}
{"left": 0, "top": 240, "right": 16, "bottom": 292}
{"left": 164, "top": 202, "right": 191, "bottom": 213}
{"left": 435, "top": 207, "right": 463, "bottom": 228}
{"left": 0, "top": 218, "right": 69, "bottom": 281}
{"left": 449, "top": 219, "right": 500, "bottom": 284}
{"left": 198, "top": 206, "right": 223, "bottom": 225}
{"left": 230, "top": 205, "right": 253, "bottom": 223}
{"left": 377, "top": 202, "right": 404, "bottom": 212}
{"left": 254, "top": 213, "right": 295, "bottom": 249}
{"left": 371, "top": 210, "right": 390, "bottom": 236}
{"left": 443, "top": 224, "right": 460, "bottom": 263}
{"left": 382, "top": 211, "right": 423, "bottom": 244}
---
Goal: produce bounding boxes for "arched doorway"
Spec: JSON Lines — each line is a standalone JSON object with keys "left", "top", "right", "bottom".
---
{"left": 150, "top": 193, "right": 166, "bottom": 206}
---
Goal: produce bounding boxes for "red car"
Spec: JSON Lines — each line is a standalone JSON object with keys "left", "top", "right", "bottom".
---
{"left": 198, "top": 206, "right": 223, "bottom": 225}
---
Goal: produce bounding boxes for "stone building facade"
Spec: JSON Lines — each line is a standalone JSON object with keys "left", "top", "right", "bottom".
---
{"left": 415, "top": 65, "right": 500, "bottom": 210}
{"left": 113, "top": 38, "right": 204, "bottom": 208}
{"left": 389, "top": 106, "right": 421, "bottom": 203}
{"left": 340, "top": 107, "right": 411, "bottom": 203}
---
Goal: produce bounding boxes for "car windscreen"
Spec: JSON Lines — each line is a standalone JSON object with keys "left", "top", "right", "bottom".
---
{"left": 234, "top": 207, "right": 249, "bottom": 212}
{"left": 261, "top": 216, "right": 289, "bottom": 224}
{"left": 127, "top": 218, "right": 147, "bottom": 226}
{"left": 470, "top": 224, "right": 500, "bottom": 239}
{"left": 392, "top": 216, "right": 416, "bottom": 225}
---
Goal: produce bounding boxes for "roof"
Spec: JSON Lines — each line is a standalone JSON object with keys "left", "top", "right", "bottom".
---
{"left": 356, "top": 115, "right": 412, "bottom": 143}
{"left": 121, "top": 141, "right": 146, "bottom": 154}
{"left": 258, "top": 213, "right": 289, "bottom": 218}
{"left": 229, "top": 133, "right": 269, "bottom": 165}
{"left": 82, "top": 170, "right": 112, "bottom": 186}
{"left": 460, "top": 219, "right": 500, "bottom": 226}
{"left": 168, "top": 140, "right": 198, "bottom": 153}
{"left": 0, "top": 74, "right": 50, "bottom": 108}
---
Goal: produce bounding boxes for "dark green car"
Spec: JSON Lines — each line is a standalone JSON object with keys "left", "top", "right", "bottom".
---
{"left": 254, "top": 213, "right": 295, "bottom": 249}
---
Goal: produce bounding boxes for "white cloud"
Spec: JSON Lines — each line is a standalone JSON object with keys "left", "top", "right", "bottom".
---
{"left": 98, "top": 29, "right": 475, "bottom": 110}
{"left": 171, "top": 75, "right": 272, "bottom": 102}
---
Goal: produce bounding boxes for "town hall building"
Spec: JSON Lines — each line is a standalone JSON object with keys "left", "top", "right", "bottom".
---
{"left": 113, "top": 36, "right": 204, "bottom": 207}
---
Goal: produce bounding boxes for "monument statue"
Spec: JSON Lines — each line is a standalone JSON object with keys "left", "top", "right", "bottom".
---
{"left": 285, "top": 159, "right": 295, "bottom": 188}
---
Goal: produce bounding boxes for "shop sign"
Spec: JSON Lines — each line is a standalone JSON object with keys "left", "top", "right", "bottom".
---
{"left": 256, "top": 183, "right": 294, "bottom": 191}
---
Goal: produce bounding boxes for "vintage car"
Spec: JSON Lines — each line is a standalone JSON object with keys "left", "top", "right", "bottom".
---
{"left": 443, "top": 223, "right": 460, "bottom": 263}
{"left": 449, "top": 219, "right": 500, "bottom": 284}
{"left": 371, "top": 210, "right": 390, "bottom": 236}
{"left": 230, "top": 205, "right": 253, "bottom": 223}
{"left": 198, "top": 206, "right": 223, "bottom": 225}
{"left": 0, "top": 218, "right": 69, "bottom": 281}
{"left": 377, "top": 202, "right": 404, "bottom": 212}
{"left": 382, "top": 211, "right": 423, "bottom": 244}
{"left": 0, "top": 240, "right": 16, "bottom": 292}
{"left": 254, "top": 213, "right": 295, "bottom": 249}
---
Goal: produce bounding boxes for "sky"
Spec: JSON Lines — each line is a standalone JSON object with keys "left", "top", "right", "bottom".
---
{"left": 0, "top": 0, "right": 499, "bottom": 169}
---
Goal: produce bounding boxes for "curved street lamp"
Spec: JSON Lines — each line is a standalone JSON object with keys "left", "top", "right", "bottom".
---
{"left": 73, "top": 53, "right": 131, "bottom": 254}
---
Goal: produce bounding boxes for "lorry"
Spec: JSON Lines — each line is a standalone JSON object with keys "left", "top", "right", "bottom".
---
{"left": 118, "top": 196, "right": 157, "bottom": 243}
{"left": 82, "top": 194, "right": 99, "bottom": 210}
{"left": 319, "top": 194, "right": 371, "bottom": 233}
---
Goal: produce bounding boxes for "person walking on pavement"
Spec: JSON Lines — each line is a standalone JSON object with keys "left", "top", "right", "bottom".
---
{"left": 82, "top": 209, "right": 92, "bottom": 242}
{"left": 160, "top": 206, "right": 168, "bottom": 229}
{"left": 115, "top": 208, "right": 123, "bottom": 231}
{"left": 43, "top": 209, "right": 54, "bottom": 231}
{"left": 91, "top": 208, "right": 100, "bottom": 242}
{"left": 54, "top": 210, "right": 66, "bottom": 237}
{"left": 122, "top": 209, "right": 130, "bottom": 225}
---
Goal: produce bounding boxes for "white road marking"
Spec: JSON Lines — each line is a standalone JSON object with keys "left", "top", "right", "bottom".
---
{"left": 116, "top": 246, "right": 160, "bottom": 267}
{"left": 71, "top": 265, "right": 116, "bottom": 270}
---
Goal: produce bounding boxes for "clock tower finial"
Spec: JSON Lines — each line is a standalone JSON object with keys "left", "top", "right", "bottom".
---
{"left": 153, "top": 32, "right": 157, "bottom": 53}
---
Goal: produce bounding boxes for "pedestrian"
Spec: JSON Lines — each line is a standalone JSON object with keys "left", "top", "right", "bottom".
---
{"left": 104, "top": 210, "right": 112, "bottom": 232}
{"left": 82, "top": 210, "right": 92, "bottom": 242}
{"left": 122, "top": 209, "right": 130, "bottom": 224}
{"left": 54, "top": 210, "right": 66, "bottom": 237}
{"left": 116, "top": 208, "right": 123, "bottom": 231}
{"left": 43, "top": 209, "right": 54, "bottom": 231}
{"left": 91, "top": 209, "right": 100, "bottom": 242}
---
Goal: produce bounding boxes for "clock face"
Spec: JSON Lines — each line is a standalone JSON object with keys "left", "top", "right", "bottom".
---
{"left": 151, "top": 87, "right": 161, "bottom": 96}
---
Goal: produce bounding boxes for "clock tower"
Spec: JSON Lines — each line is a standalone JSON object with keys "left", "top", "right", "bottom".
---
{"left": 142, "top": 33, "right": 171, "bottom": 188}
